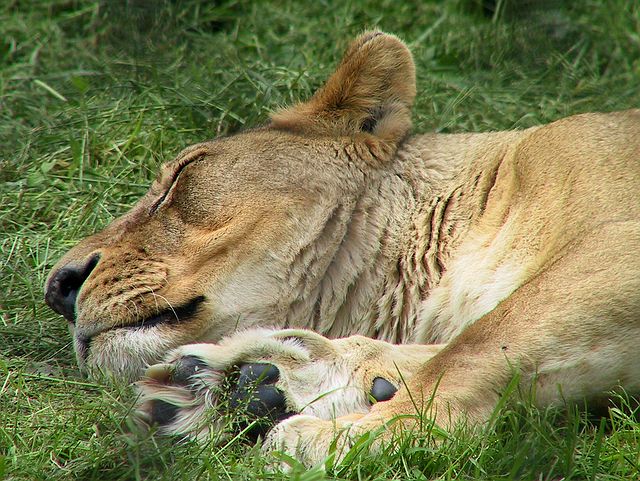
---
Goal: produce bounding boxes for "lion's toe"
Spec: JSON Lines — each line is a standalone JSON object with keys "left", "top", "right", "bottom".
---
{"left": 173, "top": 355, "right": 210, "bottom": 384}
{"left": 149, "top": 399, "right": 180, "bottom": 426}
{"left": 229, "top": 363, "right": 296, "bottom": 438}
{"left": 135, "top": 354, "right": 226, "bottom": 437}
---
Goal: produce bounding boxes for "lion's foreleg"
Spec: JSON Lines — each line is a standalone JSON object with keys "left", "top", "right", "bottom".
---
{"left": 266, "top": 221, "right": 640, "bottom": 466}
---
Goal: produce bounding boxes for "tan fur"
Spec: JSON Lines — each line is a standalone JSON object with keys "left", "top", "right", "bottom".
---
{"left": 46, "top": 31, "right": 640, "bottom": 466}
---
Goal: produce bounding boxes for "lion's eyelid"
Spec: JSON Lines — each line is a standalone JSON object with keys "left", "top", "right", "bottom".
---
{"left": 149, "top": 188, "right": 171, "bottom": 215}
{"left": 148, "top": 152, "right": 205, "bottom": 215}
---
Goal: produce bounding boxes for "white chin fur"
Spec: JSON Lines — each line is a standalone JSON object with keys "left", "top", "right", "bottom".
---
{"left": 82, "top": 327, "right": 181, "bottom": 383}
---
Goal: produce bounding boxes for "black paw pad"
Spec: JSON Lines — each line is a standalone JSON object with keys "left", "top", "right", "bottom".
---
{"left": 230, "top": 363, "right": 283, "bottom": 416}
{"left": 228, "top": 363, "right": 295, "bottom": 438}
{"left": 371, "top": 377, "right": 397, "bottom": 402}
{"left": 150, "top": 400, "right": 179, "bottom": 426}
{"left": 173, "top": 355, "right": 208, "bottom": 384}
{"left": 237, "top": 363, "right": 280, "bottom": 386}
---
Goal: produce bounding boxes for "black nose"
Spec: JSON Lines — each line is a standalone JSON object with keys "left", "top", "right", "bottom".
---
{"left": 45, "top": 254, "right": 99, "bottom": 324}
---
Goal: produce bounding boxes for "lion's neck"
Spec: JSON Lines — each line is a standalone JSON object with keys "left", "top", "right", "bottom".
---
{"left": 283, "top": 131, "right": 519, "bottom": 343}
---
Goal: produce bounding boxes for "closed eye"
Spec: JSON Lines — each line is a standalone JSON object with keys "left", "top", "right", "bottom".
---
{"left": 149, "top": 176, "right": 178, "bottom": 215}
{"left": 149, "top": 148, "right": 207, "bottom": 215}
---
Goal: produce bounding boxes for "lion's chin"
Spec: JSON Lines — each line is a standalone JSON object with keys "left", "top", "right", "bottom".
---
{"left": 82, "top": 354, "right": 149, "bottom": 384}
{"left": 77, "top": 327, "right": 187, "bottom": 383}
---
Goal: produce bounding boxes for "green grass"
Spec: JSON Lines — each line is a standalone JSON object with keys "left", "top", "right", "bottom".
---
{"left": 2, "top": 0, "right": 640, "bottom": 479}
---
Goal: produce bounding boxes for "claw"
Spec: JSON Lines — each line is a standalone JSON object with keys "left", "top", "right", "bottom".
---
{"left": 144, "top": 363, "right": 173, "bottom": 383}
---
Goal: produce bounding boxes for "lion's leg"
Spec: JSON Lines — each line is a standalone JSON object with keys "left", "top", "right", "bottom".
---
{"left": 135, "top": 328, "right": 443, "bottom": 441}
{"left": 265, "top": 221, "right": 640, "bottom": 466}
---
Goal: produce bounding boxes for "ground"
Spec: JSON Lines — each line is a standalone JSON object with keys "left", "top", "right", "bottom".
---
{"left": 2, "top": 0, "right": 640, "bottom": 479}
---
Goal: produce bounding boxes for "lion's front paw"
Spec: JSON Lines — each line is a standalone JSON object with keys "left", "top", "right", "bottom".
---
{"left": 263, "top": 415, "right": 351, "bottom": 469}
{"left": 134, "top": 328, "right": 347, "bottom": 441}
{"left": 136, "top": 344, "right": 296, "bottom": 441}
{"left": 136, "top": 353, "right": 223, "bottom": 439}
{"left": 263, "top": 412, "right": 386, "bottom": 469}
{"left": 133, "top": 328, "right": 414, "bottom": 445}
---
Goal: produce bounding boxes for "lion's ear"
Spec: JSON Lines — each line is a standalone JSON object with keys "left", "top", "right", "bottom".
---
{"left": 271, "top": 31, "right": 416, "bottom": 152}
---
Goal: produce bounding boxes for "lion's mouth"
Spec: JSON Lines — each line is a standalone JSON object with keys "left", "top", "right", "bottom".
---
{"left": 76, "top": 295, "right": 206, "bottom": 359}
{"left": 127, "top": 295, "right": 206, "bottom": 330}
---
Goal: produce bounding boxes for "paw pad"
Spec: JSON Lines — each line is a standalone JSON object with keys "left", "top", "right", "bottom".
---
{"left": 228, "top": 363, "right": 295, "bottom": 438}
{"left": 371, "top": 377, "right": 397, "bottom": 402}
{"left": 173, "top": 355, "right": 209, "bottom": 384}
{"left": 150, "top": 399, "right": 179, "bottom": 426}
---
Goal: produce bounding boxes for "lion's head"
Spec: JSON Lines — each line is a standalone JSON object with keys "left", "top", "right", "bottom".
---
{"left": 45, "top": 31, "right": 416, "bottom": 380}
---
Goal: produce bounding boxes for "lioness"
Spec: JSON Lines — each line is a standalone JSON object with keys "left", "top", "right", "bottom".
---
{"left": 45, "top": 31, "right": 640, "bottom": 466}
